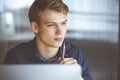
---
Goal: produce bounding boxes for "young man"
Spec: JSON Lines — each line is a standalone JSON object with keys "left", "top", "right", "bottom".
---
{"left": 4, "top": 0, "right": 92, "bottom": 80}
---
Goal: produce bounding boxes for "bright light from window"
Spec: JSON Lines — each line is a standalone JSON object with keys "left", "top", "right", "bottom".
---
{"left": 5, "top": 0, "right": 34, "bottom": 10}
{"left": 5, "top": 12, "right": 13, "bottom": 25}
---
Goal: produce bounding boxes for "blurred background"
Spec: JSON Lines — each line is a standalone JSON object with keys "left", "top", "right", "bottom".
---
{"left": 0, "top": 0, "right": 119, "bottom": 80}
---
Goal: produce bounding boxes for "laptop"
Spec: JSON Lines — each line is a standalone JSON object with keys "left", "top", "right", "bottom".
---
{"left": 0, "top": 64, "right": 82, "bottom": 80}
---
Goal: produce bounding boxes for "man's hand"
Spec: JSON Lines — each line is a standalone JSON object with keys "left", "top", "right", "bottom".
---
{"left": 58, "top": 57, "right": 77, "bottom": 64}
{"left": 59, "top": 57, "right": 84, "bottom": 80}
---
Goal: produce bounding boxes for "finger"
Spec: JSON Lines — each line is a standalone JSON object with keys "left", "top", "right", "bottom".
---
{"left": 64, "top": 59, "right": 77, "bottom": 64}
{"left": 58, "top": 57, "right": 72, "bottom": 63}
{"left": 60, "top": 58, "right": 73, "bottom": 64}
{"left": 60, "top": 58, "right": 77, "bottom": 64}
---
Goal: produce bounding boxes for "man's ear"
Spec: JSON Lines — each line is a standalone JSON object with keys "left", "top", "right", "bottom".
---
{"left": 31, "top": 22, "right": 38, "bottom": 33}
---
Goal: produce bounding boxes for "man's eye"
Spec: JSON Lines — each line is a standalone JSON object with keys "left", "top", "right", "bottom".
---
{"left": 47, "top": 24, "right": 55, "bottom": 27}
{"left": 62, "top": 22, "right": 67, "bottom": 25}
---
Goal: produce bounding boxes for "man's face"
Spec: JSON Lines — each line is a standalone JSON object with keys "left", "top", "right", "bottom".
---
{"left": 36, "top": 9, "right": 67, "bottom": 48}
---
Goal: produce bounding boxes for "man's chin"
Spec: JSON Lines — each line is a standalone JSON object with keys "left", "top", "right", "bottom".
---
{"left": 53, "top": 43, "right": 63, "bottom": 48}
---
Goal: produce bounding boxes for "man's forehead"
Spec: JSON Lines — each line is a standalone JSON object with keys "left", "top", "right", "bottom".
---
{"left": 38, "top": 9, "right": 67, "bottom": 24}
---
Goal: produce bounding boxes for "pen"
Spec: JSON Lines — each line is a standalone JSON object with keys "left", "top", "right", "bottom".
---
{"left": 62, "top": 43, "right": 65, "bottom": 59}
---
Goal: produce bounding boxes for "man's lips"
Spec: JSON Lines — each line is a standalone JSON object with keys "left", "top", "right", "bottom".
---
{"left": 54, "top": 38, "right": 63, "bottom": 42}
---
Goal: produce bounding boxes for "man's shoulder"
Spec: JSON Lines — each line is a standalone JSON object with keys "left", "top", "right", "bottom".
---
{"left": 65, "top": 42, "right": 82, "bottom": 51}
{"left": 64, "top": 42, "right": 84, "bottom": 61}
{"left": 65, "top": 42, "right": 83, "bottom": 55}
{"left": 7, "top": 39, "right": 34, "bottom": 55}
{"left": 4, "top": 39, "right": 35, "bottom": 64}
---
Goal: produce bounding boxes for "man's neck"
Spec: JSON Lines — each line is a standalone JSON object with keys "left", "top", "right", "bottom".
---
{"left": 36, "top": 39, "right": 59, "bottom": 60}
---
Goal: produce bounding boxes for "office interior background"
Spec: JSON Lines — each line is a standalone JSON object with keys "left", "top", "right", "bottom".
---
{"left": 0, "top": 0, "right": 119, "bottom": 80}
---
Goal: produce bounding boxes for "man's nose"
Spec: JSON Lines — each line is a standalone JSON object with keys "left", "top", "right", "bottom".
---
{"left": 55, "top": 25, "right": 62, "bottom": 35}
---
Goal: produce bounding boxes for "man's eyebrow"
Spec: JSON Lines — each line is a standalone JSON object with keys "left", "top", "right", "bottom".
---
{"left": 44, "top": 19, "right": 68, "bottom": 24}
{"left": 44, "top": 21, "right": 55, "bottom": 24}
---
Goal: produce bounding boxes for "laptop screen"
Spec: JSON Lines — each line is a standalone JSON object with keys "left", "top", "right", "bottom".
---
{"left": 0, "top": 64, "right": 82, "bottom": 80}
